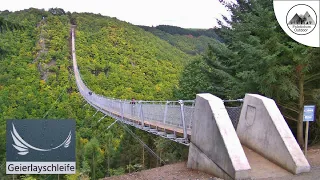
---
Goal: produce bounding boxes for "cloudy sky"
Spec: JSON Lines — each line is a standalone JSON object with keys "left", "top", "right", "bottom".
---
{"left": 0, "top": 0, "right": 231, "bottom": 29}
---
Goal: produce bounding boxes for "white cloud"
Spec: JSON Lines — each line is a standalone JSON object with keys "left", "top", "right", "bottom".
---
{"left": 0, "top": 0, "right": 230, "bottom": 28}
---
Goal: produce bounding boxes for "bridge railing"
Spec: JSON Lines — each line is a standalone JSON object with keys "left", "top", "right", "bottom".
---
{"left": 81, "top": 87, "right": 195, "bottom": 139}
{"left": 223, "top": 100, "right": 243, "bottom": 129}
{"left": 76, "top": 69, "right": 242, "bottom": 135}
{"left": 77, "top": 69, "right": 243, "bottom": 132}
{"left": 72, "top": 27, "right": 242, "bottom": 143}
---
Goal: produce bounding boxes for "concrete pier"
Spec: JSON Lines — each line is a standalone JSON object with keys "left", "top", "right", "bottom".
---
{"left": 236, "top": 94, "right": 310, "bottom": 174}
{"left": 187, "top": 93, "right": 251, "bottom": 180}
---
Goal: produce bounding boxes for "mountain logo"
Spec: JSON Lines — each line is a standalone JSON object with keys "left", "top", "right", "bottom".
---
{"left": 10, "top": 123, "right": 72, "bottom": 156}
{"left": 286, "top": 4, "right": 317, "bottom": 35}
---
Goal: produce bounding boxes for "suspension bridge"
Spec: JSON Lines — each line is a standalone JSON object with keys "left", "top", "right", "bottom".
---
{"left": 71, "top": 26, "right": 310, "bottom": 180}
{"left": 71, "top": 27, "right": 241, "bottom": 145}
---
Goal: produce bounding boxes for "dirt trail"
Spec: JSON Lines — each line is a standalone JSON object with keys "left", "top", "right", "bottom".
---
{"left": 103, "top": 145, "right": 320, "bottom": 180}
{"left": 33, "top": 18, "right": 56, "bottom": 81}
{"left": 33, "top": 19, "right": 48, "bottom": 64}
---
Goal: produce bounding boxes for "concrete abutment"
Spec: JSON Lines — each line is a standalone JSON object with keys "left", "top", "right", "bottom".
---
{"left": 236, "top": 94, "right": 310, "bottom": 174}
{"left": 187, "top": 93, "right": 310, "bottom": 179}
{"left": 187, "top": 93, "right": 251, "bottom": 179}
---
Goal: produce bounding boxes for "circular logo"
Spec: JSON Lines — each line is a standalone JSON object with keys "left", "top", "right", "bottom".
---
{"left": 286, "top": 4, "right": 317, "bottom": 35}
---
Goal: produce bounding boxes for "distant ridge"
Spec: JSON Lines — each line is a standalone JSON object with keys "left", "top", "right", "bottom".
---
{"left": 139, "top": 25, "right": 222, "bottom": 40}
{"left": 138, "top": 25, "right": 223, "bottom": 55}
{"left": 288, "top": 11, "right": 315, "bottom": 25}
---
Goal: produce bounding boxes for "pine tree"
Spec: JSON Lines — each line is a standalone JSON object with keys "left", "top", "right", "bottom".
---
{"left": 178, "top": 0, "right": 320, "bottom": 146}
{"left": 217, "top": 0, "right": 320, "bottom": 146}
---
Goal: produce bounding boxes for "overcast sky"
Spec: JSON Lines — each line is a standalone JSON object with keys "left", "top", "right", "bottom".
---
{"left": 0, "top": 0, "right": 231, "bottom": 29}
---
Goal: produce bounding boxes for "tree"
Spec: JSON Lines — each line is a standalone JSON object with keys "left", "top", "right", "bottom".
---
{"left": 48, "top": 8, "right": 66, "bottom": 16}
{"left": 178, "top": 0, "right": 320, "bottom": 146}
{"left": 220, "top": 0, "right": 320, "bottom": 147}
{"left": 84, "top": 138, "right": 104, "bottom": 179}
{"left": 175, "top": 42, "right": 236, "bottom": 100}
{"left": 0, "top": 17, "right": 23, "bottom": 33}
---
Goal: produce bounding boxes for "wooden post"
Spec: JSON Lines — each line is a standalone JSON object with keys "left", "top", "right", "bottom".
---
{"left": 304, "top": 121, "right": 309, "bottom": 156}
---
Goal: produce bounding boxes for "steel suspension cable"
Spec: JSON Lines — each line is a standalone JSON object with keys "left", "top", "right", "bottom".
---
{"left": 43, "top": 90, "right": 65, "bottom": 119}
{"left": 106, "top": 119, "right": 118, "bottom": 130}
{"left": 116, "top": 121, "right": 165, "bottom": 165}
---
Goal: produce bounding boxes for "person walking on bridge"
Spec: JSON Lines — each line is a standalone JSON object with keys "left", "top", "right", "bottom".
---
{"left": 130, "top": 98, "right": 136, "bottom": 117}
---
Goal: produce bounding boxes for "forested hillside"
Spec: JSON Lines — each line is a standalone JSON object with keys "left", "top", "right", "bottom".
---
{"left": 73, "top": 13, "right": 193, "bottom": 100}
{"left": 140, "top": 25, "right": 222, "bottom": 55}
{"left": 0, "top": 8, "right": 192, "bottom": 180}
{"left": 146, "top": 25, "right": 221, "bottom": 39}
{"left": 0, "top": 8, "right": 83, "bottom": 179}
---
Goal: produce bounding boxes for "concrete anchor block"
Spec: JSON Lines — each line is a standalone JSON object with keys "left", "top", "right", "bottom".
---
{"left": 187, "top": 93, "right": 251, "bottom": 179}
{"left": 236, "top": 94, "right": 310, "bottom": 174}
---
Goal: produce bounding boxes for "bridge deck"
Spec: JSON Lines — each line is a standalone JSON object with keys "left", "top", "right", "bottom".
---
{"left": 90, "top": 98, "right": 192, "bottom": 136}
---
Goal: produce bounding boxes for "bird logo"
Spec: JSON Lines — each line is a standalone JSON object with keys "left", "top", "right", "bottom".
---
{"left": 10, "top": 123, "right": 72, "bottom": 155}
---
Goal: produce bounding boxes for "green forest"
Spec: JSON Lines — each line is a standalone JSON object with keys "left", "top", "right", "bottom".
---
{"left": 0, "top": 8, "right": 193, "bottom": 180}
{"left": 0, "top": 0, "right": 319, "bottom": 179}
{"left": 139, "top": 25, "right": 223, "bottom": 55}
